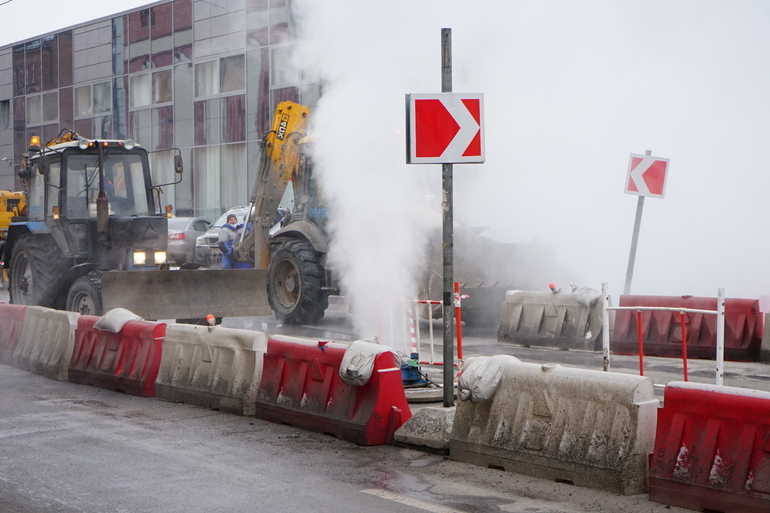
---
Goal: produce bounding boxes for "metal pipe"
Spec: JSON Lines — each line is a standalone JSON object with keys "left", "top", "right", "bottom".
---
{"left": 607, "top": 306, "right": 717, "bottom": 315}
{"left": 636, "top": 309, "right": 645, "bottom": 376}
{"left": 716, "top": 288, "right": 725, "bottom": 385}
{"left": 680, "top": 312, "right": 689, "bottom": 381}
{"left": 454, "top": 282, "right": 463, "bottom": 361}
{"left": 601, "top": 282, "right": 610, "bottom": 371}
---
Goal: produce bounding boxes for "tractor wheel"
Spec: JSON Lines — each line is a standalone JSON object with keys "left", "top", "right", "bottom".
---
{"left": 9, "top": 235, "right": 67, "bottom": 308}
{"left": 268, "top": 239, "right": 328, "bottom": 325}
{"left": 66, "top": 275, "right": 103, "bottom": 316}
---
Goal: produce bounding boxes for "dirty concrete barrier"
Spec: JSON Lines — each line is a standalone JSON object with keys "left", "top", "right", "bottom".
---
{"left": 155, "top": 324, "right": 268, "bottom": 416}
{"left": 450, "top": 356, "right": 658, "bottom": 495}
{"left": 13, "top": 307, "right": 79, "bottom": 381}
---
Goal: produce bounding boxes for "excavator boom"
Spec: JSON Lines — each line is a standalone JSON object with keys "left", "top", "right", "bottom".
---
{"left": 234, "top": 102, "right": 311, "bottom": 267}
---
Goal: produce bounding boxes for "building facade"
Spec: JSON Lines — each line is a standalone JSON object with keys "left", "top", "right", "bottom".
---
{"left": 0, "top": 0, "right": 318, "bottom": 220}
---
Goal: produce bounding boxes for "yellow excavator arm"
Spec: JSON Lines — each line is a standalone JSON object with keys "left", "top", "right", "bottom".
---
{"left": 233, "top": 101, "right": 311, "bottom": 268}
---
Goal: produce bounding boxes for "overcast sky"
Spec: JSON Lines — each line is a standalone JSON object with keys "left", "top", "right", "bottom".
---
{"left": 297, "top": 0, "right": 770, "bottom": 308}
{"left": 0, "top": 0, "right": 152, "bottom": 47}
{"left": 3, "top": 0, "right": 770, "bottom": 309}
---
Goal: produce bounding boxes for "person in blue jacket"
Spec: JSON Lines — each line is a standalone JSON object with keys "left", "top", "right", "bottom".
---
{"left": 218, "top": 214, "right": 240, "bottom": 269}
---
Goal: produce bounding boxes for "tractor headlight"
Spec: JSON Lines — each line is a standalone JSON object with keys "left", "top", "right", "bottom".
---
{"left": 133, "top": 251, "right": 146, "bottom": 266}
{"left": 78, "top": 138, "right": 90, "bottom": 150}
{"left": 154, "top": 251, "right": 167, "bottom": 264}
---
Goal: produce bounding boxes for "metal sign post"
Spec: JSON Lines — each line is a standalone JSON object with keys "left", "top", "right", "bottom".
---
{"left": 623, "top": 149, "right": 670, "bottom": 295}
{"left": 624, "top": 195, "right": 645, "bottom": 296}
{"left": 441, "top": 28, "right": 454, "bottom": 407}
{"left": 405, "top": 28, "right": 485, "bottom": 407}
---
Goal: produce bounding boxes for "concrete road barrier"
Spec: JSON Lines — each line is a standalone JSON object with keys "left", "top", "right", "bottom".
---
{"left": 13, "top": 307, "right": 79, "bottom": 381}
{"left": 450, "top": 357, "right": 658, "bottom": 495}
{"left": 155, "top": 324, "right": 268, "bottom": 416}
{"left": 0, "top": 304, "right": 26, "bottom": 365}
{"left": 498, "top": 290, "right": 603, "bottom": 351}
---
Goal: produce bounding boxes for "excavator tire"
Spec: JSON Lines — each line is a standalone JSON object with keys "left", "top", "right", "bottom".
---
{"left": 9, "top": 234, "right": 68, "bottom": 308}
{"left": 66, "top": 274, "right": 103, "bottom": 316}
{"left": 268, "top": 239, "right": 328, "bottom": 325}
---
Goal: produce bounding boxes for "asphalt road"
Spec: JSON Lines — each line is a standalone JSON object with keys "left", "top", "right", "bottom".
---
{"left": 1, "top": 364, "right": 690, "bottom": 513}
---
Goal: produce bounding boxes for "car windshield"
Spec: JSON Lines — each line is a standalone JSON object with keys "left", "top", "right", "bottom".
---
{"left": 168, "top": 218, "right": 192, "bottom": 230}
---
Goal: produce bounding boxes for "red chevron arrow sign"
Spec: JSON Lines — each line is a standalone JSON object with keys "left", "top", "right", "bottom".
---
{"left": 625, "top": 153, "right": 670, "bottom": 198}
{"left": 406, "top": 93, "right": 485, "bottom": 164}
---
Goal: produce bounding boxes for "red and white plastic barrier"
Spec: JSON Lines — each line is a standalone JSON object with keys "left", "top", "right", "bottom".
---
{"left": 69, "top": 315, "right": 166, "bottom": 397}
{"left": 649, "top": 382, "right": 770, "bottom": 513}
{"left": 254, "top": 335, "right": 411, "bottom": 445}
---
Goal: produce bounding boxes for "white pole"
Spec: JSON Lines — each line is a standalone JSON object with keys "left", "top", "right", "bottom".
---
{"left": 716, "top": 288, "right": 725, "bottom": 386}
{"left": 602, "top": 283, "right": 610, "bottom": 371}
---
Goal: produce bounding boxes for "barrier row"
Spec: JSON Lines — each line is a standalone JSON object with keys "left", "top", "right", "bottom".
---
{"left": 441, "top": 354, "right": 770, "bottom": 510}
{"left": 0, "top": 303, "right": 412, "bottom": 446}
{"left": 5, "top": 300, "right": 770, "bottom": 509}
{"left": 498, "top": 290, "right": 764, "bottom": 363}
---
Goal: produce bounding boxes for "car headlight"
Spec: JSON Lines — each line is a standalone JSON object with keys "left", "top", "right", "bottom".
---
{"left": 154, "top": 251, "right": 167, "bottom": 264}
{"left": 133, "top": 251, "right": 146, "bottom": 266}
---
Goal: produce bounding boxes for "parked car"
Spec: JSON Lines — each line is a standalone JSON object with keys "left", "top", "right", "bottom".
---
{"left": 194, "top": 206, "right": 249, "bottom": 268}
{"left": 167, "top": 217, "right": 212, "bottom": 266}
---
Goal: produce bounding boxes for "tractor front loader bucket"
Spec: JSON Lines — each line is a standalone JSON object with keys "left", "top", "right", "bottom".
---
{"left": 102, "top": 268, "right": 271, "bottom": 320}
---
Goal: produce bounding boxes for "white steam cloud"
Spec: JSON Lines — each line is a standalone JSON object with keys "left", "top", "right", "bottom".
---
{"left": 296, "top": 0, "right": 770, "bottom": 343}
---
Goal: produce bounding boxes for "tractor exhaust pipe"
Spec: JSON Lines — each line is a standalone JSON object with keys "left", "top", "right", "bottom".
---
{"left": 96, "top": 141, "right": 108, "bottom": 239}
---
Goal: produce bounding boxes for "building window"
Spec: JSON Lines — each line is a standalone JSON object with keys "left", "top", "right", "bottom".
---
{"left": 220, "top": 55, "right": 245, "bottom": 94}
{"left": 195, "top": 55, "right": 245, "bottom": 98}
{"left": 271, "top": 45, "right": 298, "bottom": 88}
{"left": 195, "top": 60, "right": 218, "bottom": 98}
{"left": 74, "top": 83, "right": 110, "bottom": 119}
{"left": 152, "top": 70, "right": 172, "bottom": 104}
{"left": 42, "top": 92, "right": 58, "bottom": 122}
{"left": 131, "top": 71, "right": 172, "bottom": 110}
{"left": 26, "top": 95, "right": 42, "bottom": 125}
{"left": 93, "top": 82, "right": 112, "bottom": 114}
{"left": 129, "top": 74, "right": 151, "bottom": 109}
{"left": 75, "top": 86, "right": 92, "bottom": 117}
{"left": 0, "top": 100, "right": 9, "bottom": 130}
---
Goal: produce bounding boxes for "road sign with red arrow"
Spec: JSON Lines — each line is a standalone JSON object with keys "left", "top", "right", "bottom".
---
{"left": 406, "top": 93, "right": 485, "bottom": 164}
{"left": 625, "top": 153, "right": 670, "bottom": 198}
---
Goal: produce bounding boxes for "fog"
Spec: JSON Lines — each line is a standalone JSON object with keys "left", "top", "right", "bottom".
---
{"left": 4, "top": 1, "right": 769, "bottom": 345}
{"left": 295, "top": 1, "right": 770, "bottom": 344}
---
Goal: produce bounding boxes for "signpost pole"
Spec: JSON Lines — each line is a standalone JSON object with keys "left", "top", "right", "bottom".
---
{"left": 441, "top": 28, "right": 455, "bottom": 407}
{"left": 623, "top": 149, "right": 651, "bottom": 296}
